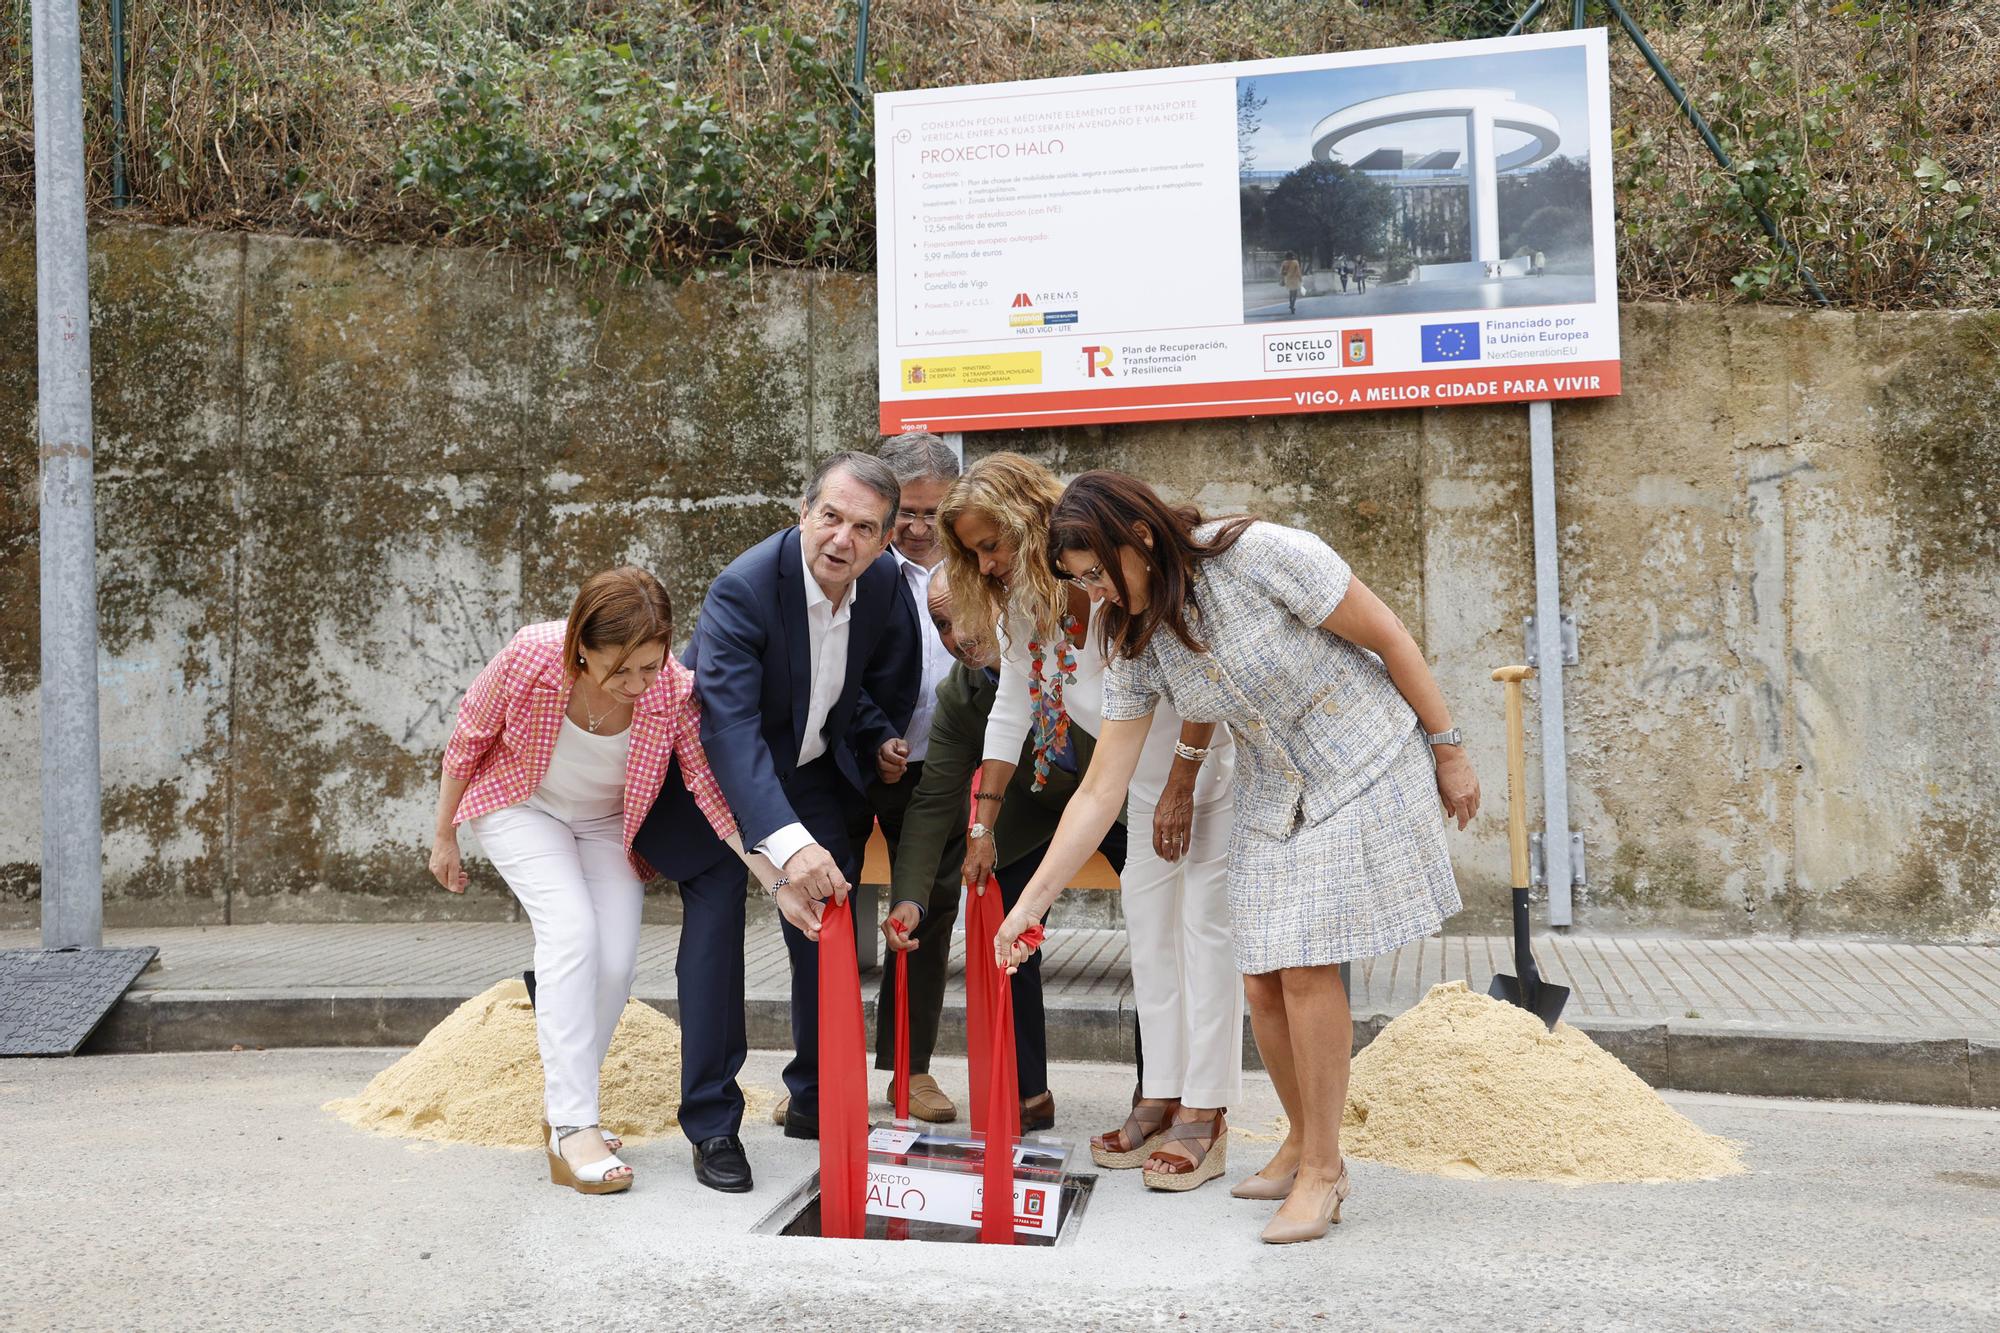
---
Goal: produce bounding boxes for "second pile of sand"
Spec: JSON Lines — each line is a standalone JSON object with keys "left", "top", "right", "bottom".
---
{"left": 327, "top": 980, "right": 684, "bottom": 1148}
{"left": 1341, "top": 980, "right": 1744, "bottom": 1184}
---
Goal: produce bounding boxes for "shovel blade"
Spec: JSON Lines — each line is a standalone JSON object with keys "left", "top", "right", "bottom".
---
{"left": 1488, "top": 972, "right": 1570, "bottom": 1031}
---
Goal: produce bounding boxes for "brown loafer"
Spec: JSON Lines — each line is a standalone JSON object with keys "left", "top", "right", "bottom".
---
{"left": 770, "top": 1095, "right": 789, "bottom": 1126}
{"left": 903, "top": 1072, "right": 958, "bottom": 1124}
{"left": 1020, "top": 1091, "right": 1056, "bottom": 1133}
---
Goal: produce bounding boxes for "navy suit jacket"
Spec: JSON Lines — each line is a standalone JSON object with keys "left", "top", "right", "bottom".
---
{"left": 633, "top": 527, "right": 918, "bottom": 873}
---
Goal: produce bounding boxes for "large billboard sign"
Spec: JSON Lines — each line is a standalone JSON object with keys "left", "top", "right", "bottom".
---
{"left": 874, "top": 30, "right": 1618, "bottom": 434}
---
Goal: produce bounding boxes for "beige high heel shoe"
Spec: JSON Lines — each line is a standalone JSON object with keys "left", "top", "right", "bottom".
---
{"left": 1230, "top": 1165, "right": 1299, "bottom": 1200}
{"left": 547, "top": 1127, "right": 633, "bottom": 1196}
{"left": 1259, "top": 1163, "right": 1351, "bottom": 1244}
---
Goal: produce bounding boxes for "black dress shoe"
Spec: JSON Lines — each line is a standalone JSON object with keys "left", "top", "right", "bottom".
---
{"left": 692, "top": 1134, "right": 754, "bottom": 1193}
{"left": 782, "top": 1105, "right": 820, "bottom": 1141}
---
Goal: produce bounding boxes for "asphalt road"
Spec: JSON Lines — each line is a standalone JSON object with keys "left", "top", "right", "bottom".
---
{"left": 3, "top": 1048, "right": 1996, "bottom": 1332}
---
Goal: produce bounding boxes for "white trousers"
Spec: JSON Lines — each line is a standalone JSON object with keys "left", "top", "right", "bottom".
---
{"left": 468, "top": 804, "right": 642, "bottom": 1128}
{"left": 1123, "top": 791, "right": 1243, "bottom": 1109}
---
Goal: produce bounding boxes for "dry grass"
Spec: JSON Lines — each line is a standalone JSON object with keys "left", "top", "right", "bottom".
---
{"left": 0, "top": 0, "right": 1993, "bottom": 305}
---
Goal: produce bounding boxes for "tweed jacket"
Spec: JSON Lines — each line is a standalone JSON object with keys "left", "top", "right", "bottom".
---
{"left": 1102, "top": 522, "right": 1419, "bottom": 839}
{"left": 443, "top": 622, "right": 737, "bottom": 874}
{"left": 887, "top": 664, "right": 1116, "bottom": 913}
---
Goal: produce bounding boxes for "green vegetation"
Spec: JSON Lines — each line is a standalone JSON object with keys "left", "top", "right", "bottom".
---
{"left": 0, "top": 0, "right": 1991, "bottom": 306}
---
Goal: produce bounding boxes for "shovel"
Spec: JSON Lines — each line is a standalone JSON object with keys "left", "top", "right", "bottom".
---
{"left": 1487, "top": 665, "right": 1570, "bottom": 1030}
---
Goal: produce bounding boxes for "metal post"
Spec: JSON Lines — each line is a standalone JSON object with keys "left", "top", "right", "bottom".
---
{"left": 110, "top": 0, "right": 129, "bottom": 207}
{"left": 1505, "top": 0, "right": 1548, "bottom": 38}
{"left": 1528, "top": 401, "right": 1572, "bottom": 926}
{"left": 33, "top": 0, "right": 105, "bottom": 949}
{"left": 850, "top": 0, "right": 872, "bottom": 124}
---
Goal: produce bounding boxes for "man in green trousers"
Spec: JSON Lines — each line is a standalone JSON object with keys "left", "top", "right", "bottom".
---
{"left": 875, "top": 566, "right": 1128, "bottom": 1130}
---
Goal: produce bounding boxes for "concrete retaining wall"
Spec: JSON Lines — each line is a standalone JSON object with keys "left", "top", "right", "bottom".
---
{"left": 3, "top": 220, "right": 1994, "bottom": 938}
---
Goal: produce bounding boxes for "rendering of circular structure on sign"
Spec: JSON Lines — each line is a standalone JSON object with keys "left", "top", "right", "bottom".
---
{"left": 1310, "top": 88, "right": 1563, "bottom": 279}
{"left": 1309, "top": 88, "right": 1561, "bottom": 173}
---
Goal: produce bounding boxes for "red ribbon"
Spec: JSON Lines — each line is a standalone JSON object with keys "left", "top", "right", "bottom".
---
{"left": 887, "top": 917, "right": 912, "bottom": 1242}
{"left": 964, "top": 774, "right": 1023, "bottom": 1245}
{"left": 888, "top": 919, "right": 911, "bottom": 1122}
{"left": 816, "top": 894, "right": 869, "bottom": 1239}
{"left": 966, "top": 877, "right": 1021, "bottom": 1244}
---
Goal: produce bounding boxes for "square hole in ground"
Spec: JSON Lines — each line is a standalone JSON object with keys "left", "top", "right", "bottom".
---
{"left": 751, "top": 1171, "right": 1097, "bottom": 1247}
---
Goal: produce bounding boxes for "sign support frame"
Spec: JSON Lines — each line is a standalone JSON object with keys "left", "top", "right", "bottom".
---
{"left": 1527, "top": 399, "right": 1579, "bottom": 927}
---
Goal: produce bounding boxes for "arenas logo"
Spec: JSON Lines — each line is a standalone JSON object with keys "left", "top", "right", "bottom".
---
{"left": 1007, "top": 290, "right": 1080, "bottom": 330}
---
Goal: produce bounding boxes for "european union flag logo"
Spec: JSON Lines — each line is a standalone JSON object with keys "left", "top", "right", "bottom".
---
{"left": 1420, "top": 322, "right": 1481, "bottom": 363}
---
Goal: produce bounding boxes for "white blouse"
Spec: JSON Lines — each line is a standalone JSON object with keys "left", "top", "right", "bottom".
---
{"left": 527, "top": 717, "right": 631, "bottom": 824}
{"left": 981, "top": 600, "right": 1233, "bottom": 810}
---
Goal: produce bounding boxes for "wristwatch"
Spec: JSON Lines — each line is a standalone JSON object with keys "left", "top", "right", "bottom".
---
{"left": 968, "top": 822, "right": 991, "bottom": 841}
{"left": 1426, "top": 728, "right": 1464, "bottom": 747}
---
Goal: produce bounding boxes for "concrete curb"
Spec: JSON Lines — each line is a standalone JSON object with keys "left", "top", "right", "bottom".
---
{"left": 80, "top": 987, "right": 2000, "bottom": 1108}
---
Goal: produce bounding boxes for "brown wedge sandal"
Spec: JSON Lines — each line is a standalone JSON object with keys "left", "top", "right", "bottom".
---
{"left": 1141, "top": 1110, "right": 1229, "bottom": 1193}
{"left": 1090, "top": 1098, "right": 1180, "bottom": 1169}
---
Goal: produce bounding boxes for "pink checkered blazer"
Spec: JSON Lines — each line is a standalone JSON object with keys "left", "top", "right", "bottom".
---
{"left": 443, "top": 622, "right": 737, "bottom": 876}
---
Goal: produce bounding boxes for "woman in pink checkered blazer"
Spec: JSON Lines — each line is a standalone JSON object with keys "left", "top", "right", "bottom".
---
{"left": 428, "top": 567, "right": 784, "bottom": 1196}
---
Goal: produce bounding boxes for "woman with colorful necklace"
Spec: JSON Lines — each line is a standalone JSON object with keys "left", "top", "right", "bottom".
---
{"left": 939, "top": 453, "right": 1242, "bottom": 1193}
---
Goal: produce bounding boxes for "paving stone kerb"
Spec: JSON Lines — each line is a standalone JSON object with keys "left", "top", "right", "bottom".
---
{"left": 1, "top": 220, "right": 1996, "bottom": 939}
{"left": 83, "top": 987, "right": 1999, "bottom": 1109}
{"left": 1971, "top": 1039, "right": 2000, "bottom": 1109}
{"left": 51, "top": 917, "right": 1998, "bottom": 1107}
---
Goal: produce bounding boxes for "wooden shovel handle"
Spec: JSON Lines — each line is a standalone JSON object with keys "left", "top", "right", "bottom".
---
{"left": 1491, "top": 665, "right": 1536, "bottom": 888}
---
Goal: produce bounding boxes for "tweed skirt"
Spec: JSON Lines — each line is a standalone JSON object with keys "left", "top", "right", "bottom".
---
{"left": 1228, "top": 725, "right": 1461, "bottom": 974}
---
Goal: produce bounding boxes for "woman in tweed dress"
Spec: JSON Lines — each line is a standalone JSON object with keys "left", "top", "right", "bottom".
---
{"left": 429, "top": 568, "right": 795, "bottom": 1194}
{"left": 995, "top": 473, "right": 1480, "bottom": 1244}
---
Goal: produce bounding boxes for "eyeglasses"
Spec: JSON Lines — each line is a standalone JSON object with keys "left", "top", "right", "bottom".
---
{"left": 1063, "top": 561, "right": 1113, "bottom": 590}
{"left": 896, "top": 508, "right": 940, "bottom": 527}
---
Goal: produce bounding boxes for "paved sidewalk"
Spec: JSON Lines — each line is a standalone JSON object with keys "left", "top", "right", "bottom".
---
{"left": 7, "top": 912, "right": 1997, "bottom": 1105}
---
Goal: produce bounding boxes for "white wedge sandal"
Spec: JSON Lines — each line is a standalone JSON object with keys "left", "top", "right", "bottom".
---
{"left": 547, "top": 1126, "right": 633, "bottom": 1195}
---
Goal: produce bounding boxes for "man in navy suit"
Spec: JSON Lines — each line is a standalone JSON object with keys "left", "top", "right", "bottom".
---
{"left": 635, "top": 451, "right": 917, "bottom": 1192}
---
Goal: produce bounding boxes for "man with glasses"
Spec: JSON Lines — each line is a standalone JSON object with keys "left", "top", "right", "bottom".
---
{"left": 851, "top": 432, "right": 964, "bottom": 1122}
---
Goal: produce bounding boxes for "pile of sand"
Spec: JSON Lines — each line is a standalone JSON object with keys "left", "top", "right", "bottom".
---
{"left": 1341, "top": 981, "right": 1744, "bottom": 1184}
{"left": 327, "top": 980, "right": 684, "bottom": 1148}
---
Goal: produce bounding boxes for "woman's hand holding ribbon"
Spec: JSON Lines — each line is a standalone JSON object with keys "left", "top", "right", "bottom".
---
{"left": 993, "top": 906, "right": 1047, "bottom": 976}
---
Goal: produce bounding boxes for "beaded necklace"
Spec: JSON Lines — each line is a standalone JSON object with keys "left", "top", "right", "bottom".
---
{"left": 1024, "top": 614, "right": 1079, "bottom": 792}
